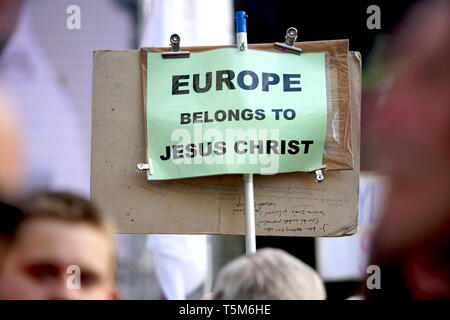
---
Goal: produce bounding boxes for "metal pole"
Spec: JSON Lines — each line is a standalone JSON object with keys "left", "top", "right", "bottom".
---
{"left": 235, "top": 11, "right": 255, "bottom": 254}
{"left": 243, "top": 173, "right": 256, "bottom": 254}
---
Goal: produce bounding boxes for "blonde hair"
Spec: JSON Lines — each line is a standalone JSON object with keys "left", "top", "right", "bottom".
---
{"left": 212, "top": 248, "right": 326, "bottom": 300}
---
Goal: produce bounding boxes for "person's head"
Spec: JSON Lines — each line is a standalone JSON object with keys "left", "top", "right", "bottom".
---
{"left": 367, "top": 0, "right": 450, "bottom": 299}
{"left": 211, "top": 248, "right": 326, "bottom": 300}
{"left": 0, "top": 201, "right": 22, "bottom": 264}
{"left": 0, "top": 192, "right": 117, "bottom": 300}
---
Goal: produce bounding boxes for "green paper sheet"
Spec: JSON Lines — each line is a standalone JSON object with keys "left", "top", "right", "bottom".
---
{"left": 146, "top": 48, "right": 327, "bottom": 180}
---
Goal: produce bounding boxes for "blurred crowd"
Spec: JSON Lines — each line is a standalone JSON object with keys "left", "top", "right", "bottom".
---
{"left": 0, "top": 0, "right": 449, "bottom": 300}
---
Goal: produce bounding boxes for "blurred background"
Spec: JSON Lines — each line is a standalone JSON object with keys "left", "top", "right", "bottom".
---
{"left": 1, "top": 0, "right": 448, "bottom": 300}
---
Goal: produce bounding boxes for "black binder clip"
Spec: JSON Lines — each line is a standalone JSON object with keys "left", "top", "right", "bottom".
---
{"left": 162, "top": 34, "right": 190, "bottom": 59}
{"left": 274, "top": 27, "right": 302, "bottom": 55}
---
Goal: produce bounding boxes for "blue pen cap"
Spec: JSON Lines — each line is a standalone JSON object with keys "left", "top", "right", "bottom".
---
{"left": 235, "top": 11, "right": 247, "bottom": 33}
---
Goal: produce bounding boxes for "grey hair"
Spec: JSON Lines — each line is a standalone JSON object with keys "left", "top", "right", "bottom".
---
{"left": 212, "top": 248, "right": 326, "bottom": 300}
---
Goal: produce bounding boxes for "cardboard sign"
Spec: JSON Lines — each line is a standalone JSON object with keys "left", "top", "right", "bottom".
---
{"left": 145, "top": 48, "right": 328, "bottom": 179}
{"left": 92, "top": 40, "right": 360, "bottom": 236}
